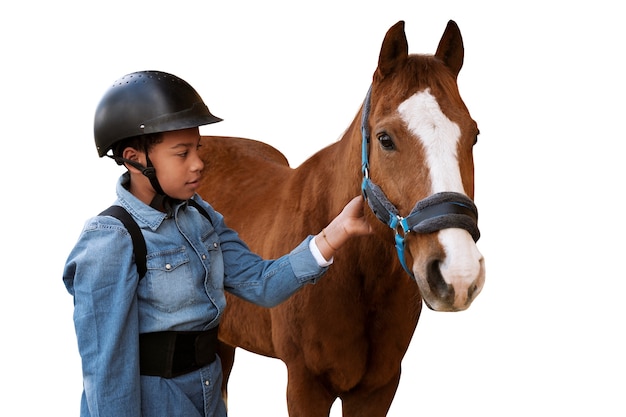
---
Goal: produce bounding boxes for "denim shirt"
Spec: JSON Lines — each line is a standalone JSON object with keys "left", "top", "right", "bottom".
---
{"left": 63, "top": 173, "right": 329, "bottom": 417}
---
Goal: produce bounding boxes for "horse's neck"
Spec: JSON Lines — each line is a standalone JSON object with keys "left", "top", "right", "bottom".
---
{"left": 319, "top": 138, "right": 357, "bottom": 172}
{"left": 307, "top": 120, "right": 362, "bottom": 192}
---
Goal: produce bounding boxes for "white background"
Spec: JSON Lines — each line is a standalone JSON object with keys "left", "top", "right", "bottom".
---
{"left": 1, "top": 1, "right": 624, "bottom": 416}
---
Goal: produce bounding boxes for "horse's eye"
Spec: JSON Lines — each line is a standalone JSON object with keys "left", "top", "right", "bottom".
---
{"left": 377, "top": 133, "right": 395, "bottom": 150}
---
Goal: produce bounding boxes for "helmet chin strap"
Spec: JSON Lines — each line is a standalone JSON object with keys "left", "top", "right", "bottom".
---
{"left": 111, "top": 154, "right": 178, "bottom": 213}
{"left": 109, "top": 150, "right": 166, "bottom": 197}
{"left": 109, "top": 146, "right": 182, "bottom": 213}
{"left": 142, "top": 153, "right": 166, "bottom": 196}
{"left": 141, "top": 154, "right": 182, "bottom": 213}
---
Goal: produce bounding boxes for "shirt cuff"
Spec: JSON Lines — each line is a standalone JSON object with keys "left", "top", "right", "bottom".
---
{"left": 309, "top": 237, "right": 333, "bottom": 267}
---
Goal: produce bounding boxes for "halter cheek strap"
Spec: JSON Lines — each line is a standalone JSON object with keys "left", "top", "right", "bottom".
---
{"left": 360, "top": 86, "right": 480, "bottom": 277}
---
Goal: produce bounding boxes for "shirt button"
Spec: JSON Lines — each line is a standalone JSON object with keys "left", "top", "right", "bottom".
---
{"left": 213, "top": 242, "right": 218, "bottom": 248}
{"left": 165, "top": 263, "right": 172, "bottom": 270}
{"left": 204, "top": 380, "right": 210, "bottom": 386}
{"left": 202, "top": 254, "right": 207, "bottom": 260}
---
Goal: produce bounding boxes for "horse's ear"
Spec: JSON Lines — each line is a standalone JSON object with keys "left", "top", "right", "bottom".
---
{"left": 435, "top": 20, "right": 464, "bottom": 78}
{"left": 375, "top": 21, "right": 408, "bottom": 80}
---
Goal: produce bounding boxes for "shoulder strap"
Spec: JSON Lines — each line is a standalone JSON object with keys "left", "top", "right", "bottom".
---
{"left": 98, "top": 201, "right": 212, "bottom": 281}
{"left": 99, "top": 205, "right": 148, "bottom": 279}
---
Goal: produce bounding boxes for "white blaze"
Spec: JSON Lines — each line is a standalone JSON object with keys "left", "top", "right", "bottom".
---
{"left": 398, "top": 89, "right": 483, "bottom": 301}
{"left": 397, "top": 88, "right": 464, "bottom": 194}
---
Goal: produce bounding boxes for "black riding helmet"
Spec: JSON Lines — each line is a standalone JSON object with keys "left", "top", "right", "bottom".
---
{"left": 94, "top": 70, "right": 222, "bottom": 196}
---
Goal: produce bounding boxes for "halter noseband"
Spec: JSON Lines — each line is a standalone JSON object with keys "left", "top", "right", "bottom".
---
{"left": 360, "top": 86, "right": 480, "bottom": 277}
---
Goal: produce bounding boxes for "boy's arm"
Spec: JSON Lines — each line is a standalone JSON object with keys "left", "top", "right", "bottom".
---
{"left": 64, "top": 217, "right": 142, "bottom": 417}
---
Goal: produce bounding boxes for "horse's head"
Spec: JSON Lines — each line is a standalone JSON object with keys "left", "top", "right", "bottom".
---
{"left": 362, "top": 20, "right": 484, "bottom": 312}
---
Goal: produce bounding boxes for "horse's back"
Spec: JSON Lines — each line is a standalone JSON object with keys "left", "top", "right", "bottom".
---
{"left": 197, "top": 135, "right": 293, "bottom": 217}
{"left": 200, "top": 135, "right": 290, "bottom": 170}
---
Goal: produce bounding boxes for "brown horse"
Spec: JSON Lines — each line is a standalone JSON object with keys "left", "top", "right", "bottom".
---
{"left": 197, "top": 20, "right": 484, "bottom": 417}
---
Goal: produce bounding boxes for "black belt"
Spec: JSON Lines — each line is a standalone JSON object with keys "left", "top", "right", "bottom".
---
{"left": 139, "top": 326, "right": 219, "bottom": 378}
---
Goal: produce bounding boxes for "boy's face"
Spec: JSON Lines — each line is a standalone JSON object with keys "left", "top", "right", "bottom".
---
{"left": 147, "top": 127, "right": 205, "bottom": 201}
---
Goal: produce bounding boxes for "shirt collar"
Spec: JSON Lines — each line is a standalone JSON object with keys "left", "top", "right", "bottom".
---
{"left": 115, "top": 172, "right": 173, "bottom": 231}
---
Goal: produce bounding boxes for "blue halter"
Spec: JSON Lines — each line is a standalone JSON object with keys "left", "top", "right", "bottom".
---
{"left": 359, "top": 86, "right": 480, "bottom": 277}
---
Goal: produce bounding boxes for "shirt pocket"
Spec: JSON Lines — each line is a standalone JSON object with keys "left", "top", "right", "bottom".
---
{"left": 201, "top": 230, "right": 224, "bottom": 290}
{"left": 145, "top": 247, "right": 195, "bottom": 313}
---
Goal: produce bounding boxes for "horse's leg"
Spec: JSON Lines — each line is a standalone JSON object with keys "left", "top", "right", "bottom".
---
{"left": 286, "top": 364, "right": 336, "bottom": 417}
{"left": 340, "top": 371, "right": 401, "bottom": 417}
{"left": 217, "top": 342, "right": 236, "bottom": 409}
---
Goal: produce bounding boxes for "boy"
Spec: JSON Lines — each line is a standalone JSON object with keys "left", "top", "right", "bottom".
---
{"left": 63, "top": 70, "right": 371, "bottom": 417}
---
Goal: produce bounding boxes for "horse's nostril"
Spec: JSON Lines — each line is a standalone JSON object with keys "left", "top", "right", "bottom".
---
{"left": 468, "top": 282, "right": 478, "bottom": 300}
{"left": 427, "top": 260, "right": 455, "bottom": 303}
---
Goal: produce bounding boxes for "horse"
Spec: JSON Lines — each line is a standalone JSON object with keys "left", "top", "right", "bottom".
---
{"left": 197, "top": 20, "right": 484, "bottom": 416}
